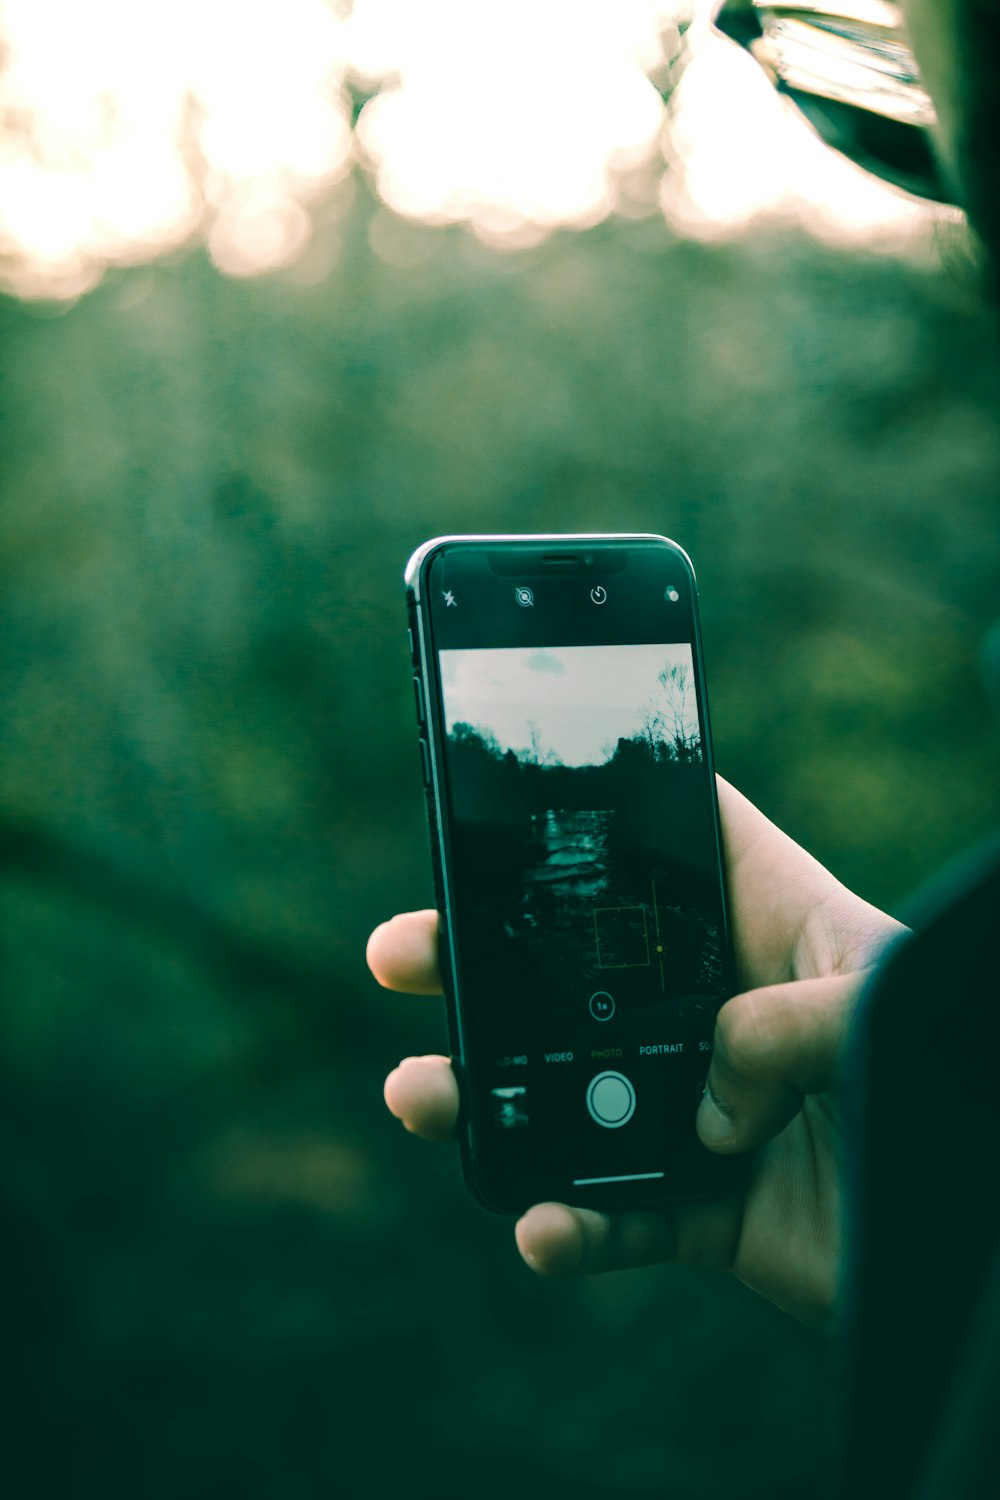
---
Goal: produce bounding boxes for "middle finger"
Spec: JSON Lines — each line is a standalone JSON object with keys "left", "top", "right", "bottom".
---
{"left": 384, "top": 1053, "right": 458, "bottom": 1141}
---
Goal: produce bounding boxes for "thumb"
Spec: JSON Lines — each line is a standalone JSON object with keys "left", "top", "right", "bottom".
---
{"left": 696, "top": 971, "right": 862, "bottom": 1153}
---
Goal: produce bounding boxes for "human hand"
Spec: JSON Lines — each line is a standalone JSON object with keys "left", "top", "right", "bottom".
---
{"left": 367, "top": 779, "right": 906, "bottom": 1327}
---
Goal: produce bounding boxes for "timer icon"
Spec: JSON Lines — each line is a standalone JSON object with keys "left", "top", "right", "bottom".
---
{"left": 590, "top": 586, "right": 608, "bottom": 605}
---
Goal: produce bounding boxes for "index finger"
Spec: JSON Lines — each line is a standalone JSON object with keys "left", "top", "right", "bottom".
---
{"left": 716, "top": 777, "right": 901, "bottom": 986}
{"left": 366, "top": 909, "right": 443, "bottom": 994}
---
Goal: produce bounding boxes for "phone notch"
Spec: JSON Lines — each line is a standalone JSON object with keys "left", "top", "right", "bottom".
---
{"left": 486, "top": 546, "right": 628, "bottom": 577}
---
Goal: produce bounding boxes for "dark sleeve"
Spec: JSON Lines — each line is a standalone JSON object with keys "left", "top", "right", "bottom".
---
{"left": 914, "top": 1242, "right": 1000, "bottom": 1498}
{"left": 839, "top": 839, "right": 1000, "bottom": 1498}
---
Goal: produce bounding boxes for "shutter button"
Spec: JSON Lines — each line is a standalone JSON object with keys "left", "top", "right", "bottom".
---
{"left": 586, "top": 1071, "right": 636, "bottom": 1128}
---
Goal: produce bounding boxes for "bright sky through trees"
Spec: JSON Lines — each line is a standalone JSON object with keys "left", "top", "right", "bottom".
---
{"left": 0, "top": 0, "right": 946, "bottom": 300}
{"left": 441, "top": 644, "right": 700, "bottom": 767}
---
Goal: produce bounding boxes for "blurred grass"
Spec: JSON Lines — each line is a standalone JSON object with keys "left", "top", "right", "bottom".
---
{"left": 1, "top": 191, "right": 998, "bottom": 1497}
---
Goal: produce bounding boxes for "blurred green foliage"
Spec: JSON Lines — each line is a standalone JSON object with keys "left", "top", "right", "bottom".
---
{"left": 1, "top": 192, "right": 998, "bottom": 1497}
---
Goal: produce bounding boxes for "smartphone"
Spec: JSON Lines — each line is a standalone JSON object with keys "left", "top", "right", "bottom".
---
{"left": 405, "top": 534, "right": 738, "bottom": 1213}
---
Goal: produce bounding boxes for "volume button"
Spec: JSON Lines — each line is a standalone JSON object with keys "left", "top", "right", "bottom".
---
{"left": 413, "top": 675, "right": 426, "bottom": 724}
{"left": 418, "top": 738, "right": 431, "bottom": 785}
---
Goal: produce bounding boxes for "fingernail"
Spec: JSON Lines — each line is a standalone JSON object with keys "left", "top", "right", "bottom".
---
{"left": 697, "top": 1085, "right": 737, "bottom": 1147}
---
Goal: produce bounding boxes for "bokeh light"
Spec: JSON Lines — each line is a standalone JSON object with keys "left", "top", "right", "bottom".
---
{"left": 349, "top": 0, "right": 677, "bottom": 246}
{"left": 0, "top": 0, "right": 353, "bottom": 298}
{"left": 0, "top": 0, "right": 954, "bottom": 300}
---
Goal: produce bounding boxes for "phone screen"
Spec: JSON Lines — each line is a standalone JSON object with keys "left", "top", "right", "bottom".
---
{"left": 418, "top": 538, "right": 737, "bottom": 1209}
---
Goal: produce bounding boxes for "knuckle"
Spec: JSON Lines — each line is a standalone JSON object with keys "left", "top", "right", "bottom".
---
{"left": 715, "top": 988, "right": 786, "bottom": 1075}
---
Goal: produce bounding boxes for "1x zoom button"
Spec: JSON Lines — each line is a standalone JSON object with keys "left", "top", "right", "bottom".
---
{"left": 413, "top": 675, "right": 426, "bottom": 724}
{"left": 586, "top": 1071, "right": 636, "bottom": 1128}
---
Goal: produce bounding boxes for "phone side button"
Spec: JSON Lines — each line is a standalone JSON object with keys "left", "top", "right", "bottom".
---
{"left": 413, "top": 674, "right": 426, "bottom": 724}
{"left": 418, "top": 737, "right": 431, "bottom": 786}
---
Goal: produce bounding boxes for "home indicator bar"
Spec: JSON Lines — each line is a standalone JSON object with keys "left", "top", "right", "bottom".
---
{"left": 572, "top": 1171, "right": 666, "bottom": 1186}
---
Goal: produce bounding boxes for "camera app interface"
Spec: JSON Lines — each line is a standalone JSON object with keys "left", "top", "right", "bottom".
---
{"left": 436, "top": 624, "right": 731, "bottom": 1199}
